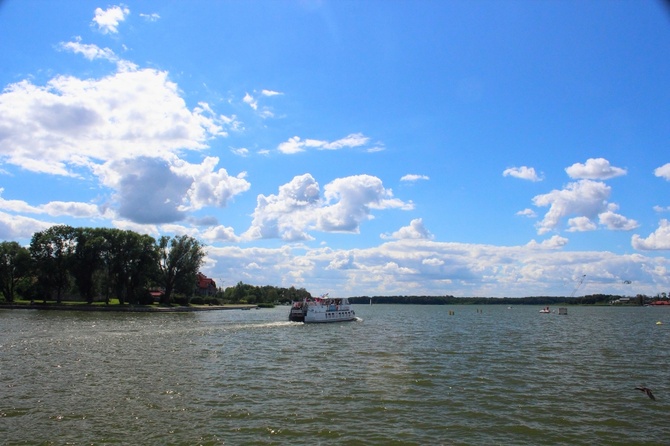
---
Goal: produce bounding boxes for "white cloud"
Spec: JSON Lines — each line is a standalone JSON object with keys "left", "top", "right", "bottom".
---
{"left": 231, "top": 148, "right": 249, "bottom": 157}
{"left": 244, "top": 174, "right": 321, "bottom": 241}
{"left": 0, "top": 189, "right": 102, "bottom": 218}
{"left": 243, "top": 92, "right": 258, "bottom": 110}
{"left": 598, "top": 210, "right": 639, "bottom": 231}
{"left": 532, "top": 180, "right": 612, "bottom": 234}
{"left": 567, "top": 216, "right": 597, "bottom": 232}
{"left": 632, "top": 219, "right": 670, "bottom": 250}
{"left": 503, "top": 166, "right": 542, "bottom": 182}
{"left": 400, "top": 174, "right": 430, "bottom": 182}
{"left": 277, "top": 133, "right": 370, "bottom": 154}
{"left": 175, "top": 157, "right": 251, "bottom": 211}
{"left": 525, "top": 235, "right": 568, "bottom": 249}
{"left": 139, "top": 12, "right": 160, "bottom": 22}
{"left": 0, "top": 68, "right": 228, "bottom": 176}
{"left": 261, "top": 89, "right": 283, "bottom": 96}
{"left": 242, "top": 90, "right": 282, "bottom": 117}
{"left": 0, "top": 211, "right": 55, "bottom": 240}
{"left": 92, "top": 5, "right": 130, "bottom": 34}
{"left": 59, "top": 39, "right": 118, "bottom": 63}
{"left": 318, "top": 175, "right": 413, "bottom": 232}
{"left": 381, "top": 218, "right": 434, "bottom": 240}
{"left": 277, "top": 136, "right": 304, "bottom": 154}
{"left": 244, "top": 174, "right": 412, "bottom": 241}
{"left": 654, "top": 163, "right": 670, "bottom": 181}
{"left": 204, "top": 238, "right": 670, "bottom": 297}
{"left": 654, "top": 205, "right": 670, "bottom": 213}
{"left": 91, "top": 155, "right": 250, "bottom": 224}
{"left": 565, "top": 158, "right": 626, "bottom": 180}
{"left": 201, "top": 225, "right": 240, "bottom": 243}
{"left": 516, "top": 208, "right": 537, "bottom": 218}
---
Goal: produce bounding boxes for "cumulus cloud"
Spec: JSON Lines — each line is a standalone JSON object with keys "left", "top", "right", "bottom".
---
{"left": 201, "top": 225, "right": 240, "bottom": 243}
{"left": 93, "top": 156, "right": 250, "bottom": 224}
{"left": 0, "top": 211, "right": 55, "bottom": 240}
{"left": 244, "top": 174, "right": 321, "bottom": 241}
{"left": 381, "top": 218, "right": 434, "bottom": 240}
{"left": 0, "top": 40, "right": 252, "bottom": 226}
{"left": 632, "top": 219, "right": 670, "bottom": 250}
{"left": 525, "top": 235, "right": 568, "bottom": 249}
{"left": 567, "top": 216, "right": 597, "bottom": 232}
{"left": 400, "top": 174, "right": 430, "bottom": 182}
{"left": 0, "top": 67, "right": 228, "bottom": 176}
{"left": 102, "top": 157, "right": 191, "bottom": 224}
{"left": 598, "top": 209, "right": 639, "bottom": 231}
{"left": 204, "top": 238, "right": 670, "bottom": 298}
{"left": 92, "top": 5, "right": 130, "bottom": 34}
{"left": 654, "top": 163, "right": 670, "bottom": 181}
{"left": 244, "top": 174, "right": 412, "bottom": 241}
{"left": 532, "top": 180, "right": 612, "bottom": 234}
{"left": 318, "top": 175, "right": 413, "bottom": 232}
{"left": 516, "top": 209, "right": 537, "bottom": 218}
{"left": 277, "top": 133, "right": 370, "bottom": 154}
{"left": 0, "top": 189, "right": 102, "bottom": 218}
{"left": 174, "top": 157, "right": 251, "bottom": 211}
{"left": 503, "top": 166, "right": 542, "bottom": 182}
{"left": 565, "top": 158, "right": 626, "bottom": 180}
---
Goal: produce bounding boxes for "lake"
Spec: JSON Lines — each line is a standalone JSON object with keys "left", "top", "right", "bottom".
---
{"left": 1, "top": 304, "right": 669, "bottom": 445}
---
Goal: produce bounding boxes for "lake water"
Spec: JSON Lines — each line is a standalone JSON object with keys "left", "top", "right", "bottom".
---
{"left": 1, "top": 304, "right": 669, "bottom": 445}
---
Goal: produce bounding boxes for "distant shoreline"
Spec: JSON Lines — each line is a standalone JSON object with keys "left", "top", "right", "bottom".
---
{"left": 0, "top": 303, "right": 259, "bottom": 313}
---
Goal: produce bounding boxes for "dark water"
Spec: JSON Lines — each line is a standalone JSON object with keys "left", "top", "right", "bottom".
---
{"left": 1, "top": 305, "right": 669, "bottom": 445}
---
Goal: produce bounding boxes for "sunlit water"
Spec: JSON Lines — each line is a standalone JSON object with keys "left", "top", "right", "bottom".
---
{"left": 1, "top": 305, "right": 669, "bottom": 445}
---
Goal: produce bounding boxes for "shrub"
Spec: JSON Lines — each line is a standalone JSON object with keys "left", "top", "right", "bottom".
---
{"left": 190, "top": 296, "right": 205, "bottom": 305}
{"left": 173, "top": 295, "right": 191, "bottom": 306}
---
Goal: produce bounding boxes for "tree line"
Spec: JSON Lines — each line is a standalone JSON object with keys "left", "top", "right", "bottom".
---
{"left": 219, "top": 282, "right": 312, "bottom": 306}
{"left": 348, "top": 294, "right": 655, "bottom": 305}
{"left": 0, "top": 225, "right": 205, "bottom": 305}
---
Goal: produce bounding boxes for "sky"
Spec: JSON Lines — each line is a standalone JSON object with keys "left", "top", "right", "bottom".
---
{"left": 1, "top": 0, "right": 670, "bottom": 298}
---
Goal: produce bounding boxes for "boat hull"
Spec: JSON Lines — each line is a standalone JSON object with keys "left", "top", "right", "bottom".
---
{"left": 289, "top": 295, "right": 356, "bottom": 323}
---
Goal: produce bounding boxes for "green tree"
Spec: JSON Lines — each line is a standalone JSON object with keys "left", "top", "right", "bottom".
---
{"left": 156, "top": 235, "right": 206, "bottom": 304}
{"left": 104, "top": 229, "right": 157, "bottom": 305}
{"left": 69, "top": 227, "right": 107, "bottom": 304}
{"left": 0, "top": 241, "right": 31, "bottom": 302}
{"left": 29, "top": 225, "right": 76, "bottom": 303}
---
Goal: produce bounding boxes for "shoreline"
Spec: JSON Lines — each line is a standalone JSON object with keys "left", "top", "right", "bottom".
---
{"left": 0, "top": 303, "right": 259, "bottom": 313}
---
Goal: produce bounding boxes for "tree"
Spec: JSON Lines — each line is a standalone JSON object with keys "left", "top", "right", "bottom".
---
{"left": 105, "top": 229, "right": 158, "bottom": 305}
{"left": 0, "top": 241, "right": 31, "bottom": 302}
{"left": 156, "top": 235, "right": 206, "bottom": 304}
{"left": 69, "top": 228, "right": 106, "bottom": 304}
{"left": 29, "top": 225, "right": 76, "bottom": 303}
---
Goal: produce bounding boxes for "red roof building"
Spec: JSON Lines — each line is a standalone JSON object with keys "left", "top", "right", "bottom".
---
{"left": 196, "top": 273, "right": 217, "bottom": 296}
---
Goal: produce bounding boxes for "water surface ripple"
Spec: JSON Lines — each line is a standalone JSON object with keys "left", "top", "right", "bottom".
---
{"left": 1, "top": 305, "right": 669, "bottom": 445}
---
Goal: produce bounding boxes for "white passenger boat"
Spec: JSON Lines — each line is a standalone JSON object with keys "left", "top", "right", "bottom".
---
{"left": 288, "top": 293, "right": 356, "bottom": 323}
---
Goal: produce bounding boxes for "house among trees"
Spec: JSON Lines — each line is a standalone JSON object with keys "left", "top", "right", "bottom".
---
{"left": 196, "top": 273, "right": 217, "bottom": 296}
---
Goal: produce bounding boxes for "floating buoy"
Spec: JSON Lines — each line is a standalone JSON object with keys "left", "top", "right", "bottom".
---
{"left": 656, "top": 321, "right": 663, "bottom": 325}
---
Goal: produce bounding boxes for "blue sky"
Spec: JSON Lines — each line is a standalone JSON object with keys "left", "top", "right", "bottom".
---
{"left": 1, "top": 0, "right": 670, "bottom": 297}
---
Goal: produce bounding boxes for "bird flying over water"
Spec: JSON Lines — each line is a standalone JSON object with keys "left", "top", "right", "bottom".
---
{"left": 635, "top": 386, "right": 656, "bottom": 400}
